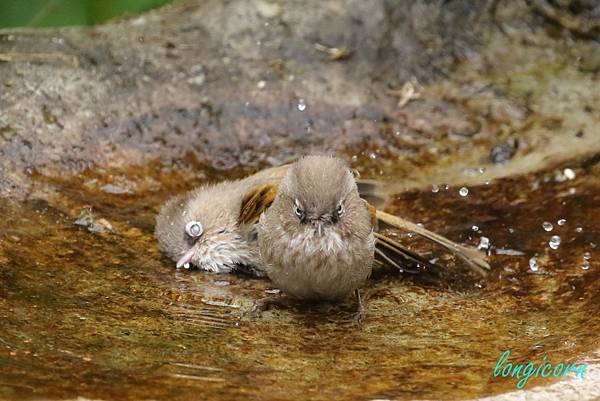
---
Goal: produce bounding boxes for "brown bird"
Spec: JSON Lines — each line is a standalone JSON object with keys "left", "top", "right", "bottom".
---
{"left": 155, "top": 157, "right": 489, "bottom": 278}
{"left": 154, "top": 165, "right": 285, "bottom": 276}
{"left": 256, "top": 156, "right": 374, "bottom": 318}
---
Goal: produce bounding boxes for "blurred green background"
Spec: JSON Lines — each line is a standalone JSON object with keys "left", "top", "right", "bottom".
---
{"left": 0, "top": 0, "right": 174, "bottom": 28}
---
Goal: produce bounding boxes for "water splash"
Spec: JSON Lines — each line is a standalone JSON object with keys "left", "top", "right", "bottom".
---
{"left": 297, "top": 99, "right": 307, "bottom": 111}
{"left": 581, "top": 252, "right": 592, "bottom": 270}
{"left": 529, "top": 257, "right": 539, "bottom": 272}
{"left": 563, "top": 168, "right": 576, "bottom": 180}
{"left": 478, "top": 236, "right": 490, "bottom": 251}
{"left": 549, "top": 235, "right": 561, "bottom": 250}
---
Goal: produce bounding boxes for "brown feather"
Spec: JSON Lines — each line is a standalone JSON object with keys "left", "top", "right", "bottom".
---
{"left": 238, "top": 183, "right": 279, "bottom": 226}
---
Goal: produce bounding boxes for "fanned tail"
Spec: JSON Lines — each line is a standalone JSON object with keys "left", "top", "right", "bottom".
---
{"left": 375, "top": 210, "right": 490, "bottom": 276}
{"left": 374, "top": 232, "right": 439, "bottom": 273}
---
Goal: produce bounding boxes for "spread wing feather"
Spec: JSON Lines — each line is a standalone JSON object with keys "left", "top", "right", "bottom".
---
{"left": 238, "top": 183, "right": 279, "bottom": 226}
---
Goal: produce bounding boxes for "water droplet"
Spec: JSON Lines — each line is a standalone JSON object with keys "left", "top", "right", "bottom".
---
{"left": 416, "top": 223, "right": 424, "bottom": 228}
{"left": 297, "top": 99, "right": 307, "bottom": 111}
{"left": 368, "top": 152, "right": 377, "bottom": 160}
{"left": 478, "top": 167, "right": 486, "bottom": 174}
{"left": 508, "top": 227, "right": 515, "bottom": 234}
{"left": 581, "top": 260, "right": 590, "bottom": 270}
{"left": 529, "top": 257, "right": 539, "bottom": 272}
{"left": 478, "top": 236, "right": 490, "bottom": 250}
{"left": 563, "top": 168, "right": 576, "bottom": 180}
{"left": 557, "top": 218, "right": 566, "bottom": 226}
{"left": 549, "top": 235, "right": 561, "bottom": 250}
{"left": 257, "top": 80, "right": 266, "bottom": 89}
{"left": 431, "top": 184, "right": 440, "bottom": 193}
{"left": 583, "top": 252, "right": 591, "bottom": 260}
{"left": 459, "top": 187, "right": 469, "bottom": 197}
{"left": 183, "top": 262, "right": 190, "bottom": 269}
{"left": 472, "top": 225, "right": 479, "bottom": 232}
{"left": 542, "top": 222, "right": 553, "bottom": 232}
{"left": 575, "top": 227, "right": 583, "bottom": 233}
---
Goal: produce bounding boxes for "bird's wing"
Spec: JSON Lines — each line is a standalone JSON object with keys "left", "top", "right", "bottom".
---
{"left": 238, "top": 183, "right": 279, "bottom": 226}
{"left": 249, "top": 163, "right": 291, "bottom": 181}
{"left": 237, "top": 163, "right": 291, "bottom": 226}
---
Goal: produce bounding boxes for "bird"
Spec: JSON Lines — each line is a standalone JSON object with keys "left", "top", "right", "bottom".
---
{"left": 154, "top": 165, "right": 286, "bottom": 276}
{"left": 155, "top": 157, "right": 489, "bottom": 279}
{"left": 255, "top": 155, "right": 375, "bottom": 319}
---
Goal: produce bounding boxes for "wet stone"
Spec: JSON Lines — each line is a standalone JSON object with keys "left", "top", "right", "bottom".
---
{"left": 489, "top": 138, "right": 519, "bottom": 164}
{"left": 73, "top": 208, "right": 114, "bottom": 234}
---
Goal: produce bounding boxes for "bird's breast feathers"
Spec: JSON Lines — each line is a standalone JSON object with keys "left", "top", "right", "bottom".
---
{"left": 288, "top": 229, "right": 345, "bottom": 254}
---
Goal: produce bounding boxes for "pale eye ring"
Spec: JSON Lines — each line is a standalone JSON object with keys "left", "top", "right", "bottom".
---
{"left": 294, "top": 199, "right": 304, "bottom": 219}
{"left": 185, "top": 220, "right": 203, "bottom": 238}
{"left": 336, "top": 202, "right": 344, "bottom": 217}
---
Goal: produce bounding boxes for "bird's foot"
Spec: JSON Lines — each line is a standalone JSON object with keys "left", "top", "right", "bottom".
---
{"left": 353, "top": 289, "right": 367, "bottom": 325}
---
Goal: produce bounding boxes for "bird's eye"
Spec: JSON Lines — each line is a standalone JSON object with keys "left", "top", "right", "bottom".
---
{"left": 294, "top": 199, "right": 304, "bottom": 220}
{"left": 185, "top": 221, "right": 203, "bottom": 238}
{"left": 336, "top": 201, "right": 345, "bottom": 218}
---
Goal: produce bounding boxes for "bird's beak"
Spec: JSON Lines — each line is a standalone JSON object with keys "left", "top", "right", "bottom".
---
{"left": 176, "top": 248, "right": 196, "bottom": 269}
{"left": 312, "top": 221, "right": 324, "bottom": 237}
